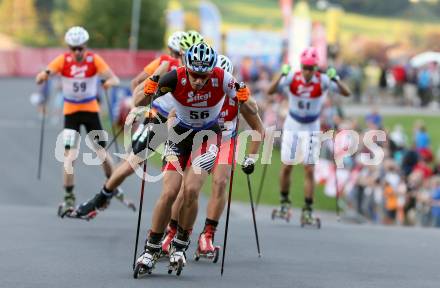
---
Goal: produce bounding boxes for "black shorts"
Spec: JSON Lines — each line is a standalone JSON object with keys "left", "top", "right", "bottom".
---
{"left": 162, "top": 123, "right": 222, "bottom": 173}
{"left": 64, "top": 112, "right": 105, "bottom": 149}
{"left": 131, "top": 113, "right": 168, "bottom": 155}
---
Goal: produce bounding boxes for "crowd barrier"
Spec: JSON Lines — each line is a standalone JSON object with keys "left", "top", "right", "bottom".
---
{"left": 0, "top": 48, "right": 159, "bottom": 77}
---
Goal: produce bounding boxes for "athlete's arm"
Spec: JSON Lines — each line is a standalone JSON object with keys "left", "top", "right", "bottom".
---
{"left": 267, "top": 73, "right": 283, "bottom": 95}
{"left": 240, "top": 98, "right": 265, "bottom": 156}
{"left": 95, "top": 54, "right": 120, "bottom": 89}
{"left": 100, "top": 69, "right": 120, "bottom": 89}
{"left": 131, "top": 71, "right": 149, "bottom": 92}
{"left": 131, "top": 58, "right": 162, "bottom": 91}
{"left": 36, "top": 55, "right": 63, "bottom": 84}
{"left": 334, "top": 78, "right": 351, "bottom": 97}
{"left": 322, "top": 74, "right": 351, "bottom": 97}
{"left": 133, "top": 61, "right": 172, "bottom": 106}
{"left": 134, "top": 69, "right": 177, "bottom": 107}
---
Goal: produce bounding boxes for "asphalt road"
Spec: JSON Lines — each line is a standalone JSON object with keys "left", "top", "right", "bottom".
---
{"left": 1, "top": 78, "right": 440, "bottom": 288}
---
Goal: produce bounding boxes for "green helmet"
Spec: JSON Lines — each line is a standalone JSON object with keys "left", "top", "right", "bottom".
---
{"left": 180, "top": 30, "right": 204, "bottom": 52}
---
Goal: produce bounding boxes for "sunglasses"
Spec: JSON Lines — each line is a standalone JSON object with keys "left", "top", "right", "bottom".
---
{"left": 302, "top": 65, "right": 315, "bottom": 71}
{"left": 187, "top": 70, "right": 211, "bottom": 81}
{"left": 70, "top": 46, "right": 85, "bottom": 52}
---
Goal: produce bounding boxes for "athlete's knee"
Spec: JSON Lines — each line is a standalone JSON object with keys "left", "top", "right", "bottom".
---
{"left": 161, "top": 188, "right": 179, "bottom": 206}
{"left": 281, "top": 164, "right": 293, "bottom": 175}
{"left": 183, "top": 184, "right": 200, "bottom": 205}
{"left": 212, "top": 176, "right": 228, "bottom": 197}
{"left": 304, "top": 165, "right": 314, "bottom": 177}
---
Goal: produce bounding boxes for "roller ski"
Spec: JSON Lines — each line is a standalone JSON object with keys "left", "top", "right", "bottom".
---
{"left": 167, "top": 238, "right": 189, "bottom": 276}
{"left": 133, "top": 242, "right": 161, "bottom": 278}
{"left": 113, "top": 188, "right": 136, "bottom": 212}
{"left": 160, "top": 224, "right": 177, "bottom": 257}
{"left": 271, "top": 199, "right": 292, "bottom": 222}
{"left": 57, "top": 192, "right": 76, "bottom": 218}
{"left": 194, "top": 225, "right": 220, "bottom": 263}
{"left": 62, "top": 191, "right": 111, "bottom": 220}
{"left": 300, "top": 206, "right": 321, "bottom": 229}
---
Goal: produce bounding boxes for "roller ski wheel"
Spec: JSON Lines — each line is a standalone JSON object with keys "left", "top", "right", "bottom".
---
{"left": 271, "top": 207, "right": 292, "bottom": 223}
{"left": 194, "top": 246, "right": 220, "bottom": 263}
{"left": 133, "top": 250, "right": 159, "bottom": 278}
{"left": 57, "top": 202, "right": 72, "bottom": 218}
{"left": 60, "top": 207, "right": 97, "bottom": 221}
{"left": 300, "top": 210, "right": 321, "bottom": 229}
{"left": 168, "top": 258, "right": 184, "bottom": 276}
{"left": 133, "top": 263, "right": 152, "bottom": 278}
{"left": 57, "top": 193, "right": 76, "bottom": 218}
{"left": 168, "top": 242, "right": 187, "bottom": 276}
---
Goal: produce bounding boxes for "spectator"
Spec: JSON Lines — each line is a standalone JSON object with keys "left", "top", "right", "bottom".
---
{"left": 431, "top": 183, "right": 440, "bottom": 228}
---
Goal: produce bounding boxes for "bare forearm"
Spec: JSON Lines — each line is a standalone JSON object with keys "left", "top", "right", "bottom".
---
{"left": 267, "top": 73, "right": 282, "bottom": 95}
{"left": 336, "top": 80, "right": 351, "bottom": 97}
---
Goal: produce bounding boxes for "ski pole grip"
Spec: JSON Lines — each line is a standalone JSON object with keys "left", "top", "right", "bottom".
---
{"left": 151, "top": 75, "right": 160, "bottom": 82}
{"left": 234, "top": 81, "right": 246, "bottom": 91}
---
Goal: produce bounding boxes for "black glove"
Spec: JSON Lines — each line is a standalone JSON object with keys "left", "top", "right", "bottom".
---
{"left": 242, "top": 156, "right": 256, "bottom": 175}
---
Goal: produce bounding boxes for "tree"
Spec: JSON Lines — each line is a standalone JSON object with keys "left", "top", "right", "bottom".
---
{"left": 78, "top": 0, "right": 167, "bottom": 49}
{"left": 0, "top": 0, "right": 44, "bottom": 46}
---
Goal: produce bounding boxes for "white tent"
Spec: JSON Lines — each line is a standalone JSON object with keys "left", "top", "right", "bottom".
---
{"left": 410, "top": 51, "right": 440, "bottom": 67}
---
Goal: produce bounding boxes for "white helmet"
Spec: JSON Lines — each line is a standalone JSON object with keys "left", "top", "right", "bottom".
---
{"left": 65, "top": 26, "right": 89, "bottom": 46}
{"left": 216, "top": 55, "right": 233, "bottom": 74}
{"left": 167, "top": 31, "right": 185, "bottom": 53}
{"left": 185, "top": 42, "right": 217, "bottom": 73}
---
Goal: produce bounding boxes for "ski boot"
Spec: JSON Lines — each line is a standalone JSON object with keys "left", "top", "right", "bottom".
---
{"left": 168, "top": 238, "right": 189, "bottom": 276}
{"left": 133, "top": 242, "right": 162, "bottom": 278}
{"left": 300, "top": 206, "right": 321, "bottom": 229}
{"left": 57, "top": 192, "right": 76, "bottom": 218}
{"left": 113, "top": 188, "right": 136, "bottom": 212}
{"left": 194, "top": 225, "right": 220, "bottom": 263}
{"left": 161, "top": 224, "right": 177, "bottom": 257}
{"left": 271, "top": 199, "right": 292, "bottom": 222}
{"left": 64, "top": 192, "right": 111, "bottom": 220}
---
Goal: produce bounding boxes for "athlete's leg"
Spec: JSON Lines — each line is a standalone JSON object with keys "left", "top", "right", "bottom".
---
{"left": 207, "top": 164, "right": 230, "bottom": 221}
{"left": 104, "top": 153, "right": 144, "bottom": 190}
{"left": 178, "top": 167, "right": 209, "bottom": 230}
{"left": 63, "top": 147, "right": 77, "bottom": 199}
{"left": 280, "top": 164, "right": 293, "bottom": 202}
{"left": 83, "top": 112, "right": 115, "bottom": 178}
{"left": 60, "top": 113, "right": 81, "bottom": 212}
{"left": 304, "top": 164, "right": 315, "bottom": 206}
{"left": 151, "top": 170, "right": 184, "bottom": 233}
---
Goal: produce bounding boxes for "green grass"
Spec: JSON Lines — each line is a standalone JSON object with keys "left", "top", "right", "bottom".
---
{"left": 182, "top": 0, "right": 440, "bottom": 48}
{"left": 199, "top": 115, "right": 440, "bottom": 211}
{"left": 107, "top": 114, "right": 440, "bottom": 211}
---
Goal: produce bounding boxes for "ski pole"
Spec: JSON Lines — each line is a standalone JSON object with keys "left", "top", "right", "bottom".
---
{"left": 255, "top": 164, "right": 268, "bottom": 210}
{"left": 221, "top": 83, "right": 245, "bottom": 276}
{"left": 105, "top": 126, "right": 124, "bottom": 151}
{"left": 132, "top": 76, "right": 159, "bottom": 270}
{"left": 132, "top": 161, "right": 147, "bottom": 270}
{"left": 255, "top": 107, "right": 279, "bottom": 210}
{"left": 37, "top": 97, "right": 47, "bottom": 180}
{"left": 37, "top": 83, "right": 49, "bottom": 180}
{"left": 246, "top": 174, "right": 262, "bottom": 257}
{"left": 333, "top": 132, "right": 340, "bottom": 220}
{"left": 102, "top": 85, "right": 120, "bottom": 155}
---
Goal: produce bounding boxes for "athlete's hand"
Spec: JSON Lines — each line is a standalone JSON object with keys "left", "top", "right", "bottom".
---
{"left": 281, "top": 64, "right": 291, "bottom": 76}
{"left": 242, "top": 156, "right": 256, "bottom": 175}
{"left": 35, "top": 70, "right": 49, "bottom": 84}
{"left": 326, "top": 67, "right": 340, "bottom": 82}
{"left": 102, "top": 80, "right": 112, "bottom": 90}
{"left": 235, "top": 82, "right": 250, "bottom": 102}
{"left": 144, "top": 77, "right": 159, "bottom": 95}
